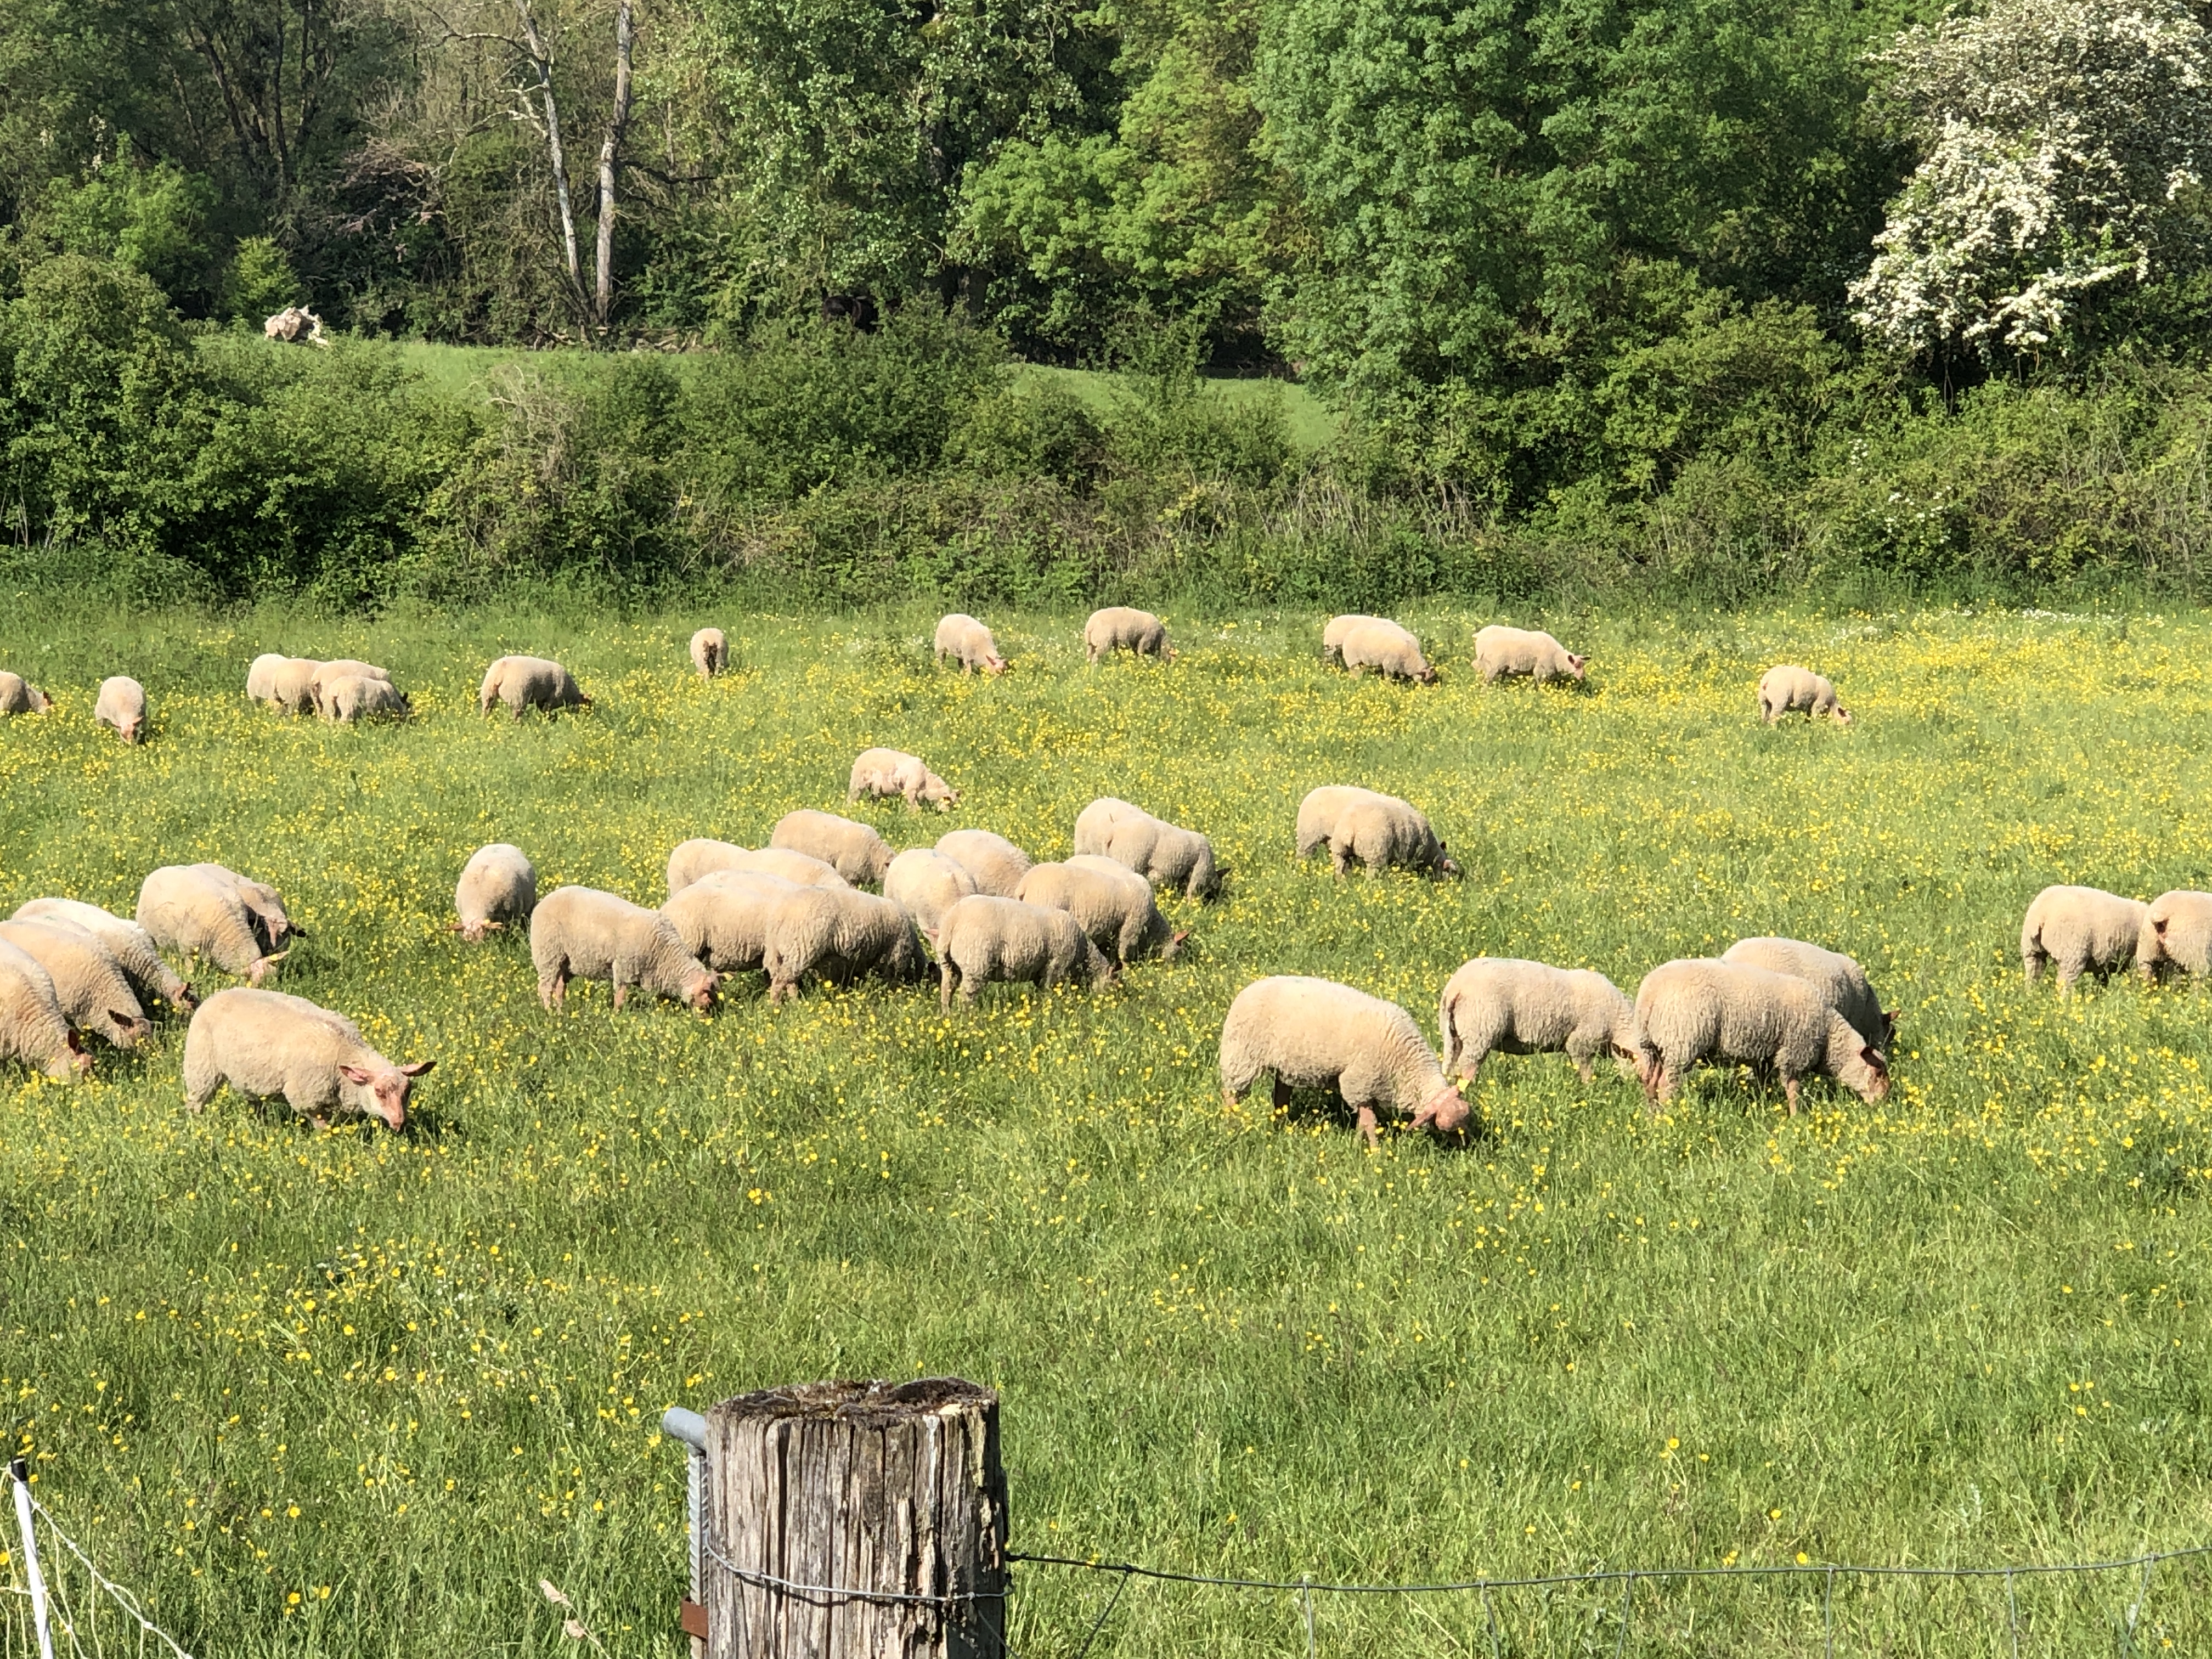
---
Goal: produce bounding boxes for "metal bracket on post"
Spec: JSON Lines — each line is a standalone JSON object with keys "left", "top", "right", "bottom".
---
{"left": 10, "top": 1457, "right": 55, "bottom": 1659}
{"left": 662, "top": 1408, "right": 709, "bottom": 1656}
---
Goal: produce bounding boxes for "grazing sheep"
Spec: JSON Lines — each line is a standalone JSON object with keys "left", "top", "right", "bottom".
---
{"left": 136, "top": 866, "right": 291, "bottom": 984}
{"left": 0, "top": 918, "right": 151, "bottom": 1048}
{"left": 934, "top": 614, "right": 1008, "bottom": 675}
{"left": 849, "top": 747, "right": 960, "bottom": 811}
{"left": 1071, "top": 799, "right": 1222, "bottom": 900}
{"left": 94, "top": 676, "right": 147, "bottom": 743}
{"left": 1631, "top": 959, "right": 1889, "bottom": 1113}
{"left": 1219, "top": 975, "right": 1468, "bottom": 1147}
{"left": 0, "top": 672, "right": 51, "bottom": 714}
{"left": 935, "top": 829, "right": 1031, "bottom": 898}
{"left": 479, "top": 655, "right": 589, "bottom": 718}
{"left": 220, "top": 870, "right": 300, "bottom": 951}
{"left": 1438, "top": 959, "right": 1635, "bottom": 1084}
{"left": 1339, "top": 621, "right": 1437, "bottom": 684}
{"left": 308, "top": 659, "right": 392, "bottom": 716}
{"left": 13, "top": 898, "right": 194, "bottom": 1011}
{"left": 761, "top": 887, "right": 928, "bottom": 1003}
{"left": 667, "top": 838, "right": 749, "bottom": 898}
{"left": 662, "top": 871, "right": 798, "bottom": 973}
{"left": 1476, "top": 625, "right": 1585, "bottom": 685}
{"left": 771, "top": 810, "right": 893, "bottom": 887}
{"left": 709, "top": 845, "right": 850, "bottom": 893}
{"left": 246, "top": 653, "right": 286, "bottom": 703}
{"left": 183, "top": 988, "right": 431, "bottom": 1130}
{"left": 935, "top": 895, "right": 1116, "bottom": 1009}
{"left": 1322, "top": 616, "right": 1385, "bottom": 665}
{"left": 1071, "top": 797, "right": 1145, "bottom": 851}
{"left": 530, "top": 887, "right": 716, "bottom": 1012}
{"left": 2141, "top": 890, "right": 2212, "bottom": 982}
{"left": 884, "top": 849, "right": 978, "bottom": 939}
{"left": 2021, "top": 885, "right": 2148, "bottom": 993}
{"left": 1016, "top": 860, "right": 1188, "bottom": 967}
{"left": 452, "top": 844, "right": 537, "bottom": 941}
{"left": 1758, "top": 665, "right": 1851, "bottom": 725}
{"left": 0, "top": 939, "right": 89, "bottom": 1081}
{"left": 320, "top": 675, "right": 411, "bottom": 723}
{"left": 1295, "top": 786, "right": 1458, "bottom": 878}
{"left": 249, "top": 656, "right": 321, "bottom": 715}
{"left": 690, "top": 628, "right": 728, "bottom": 678}
{"left": 1722, "top": 936, "right": 1894, "bottom": 1049}
{"left": 1084, "top": 607, "right": 1176, "bottom": 663}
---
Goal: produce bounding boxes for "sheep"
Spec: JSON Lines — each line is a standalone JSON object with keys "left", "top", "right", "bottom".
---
{"left": 1476, "top": 625, "right": 1585, "bottom": 685}
{"left": 13, "top": 898, "right": 195, "bottom": 1011}
{"left": 530, "top": 886, "right": 716, "bottom": 1012}
{"left": 0, "top": 918, "right": 151, "bottom": 1048}
{"left": 94, "top": 676, "right": 147, "bottom": 743}
{"left": 1219, "top": 975, "right": 1468, "bottom": 1147}
{"left": 771, "top": 809, "right": 893, "bottom": 887}
{"left": 935, "top": 895, "right": 1116, "bottom": 1009}
{"left": 308, "top": 659, "right": 393, "bottom": 716}
{"left": 220, "top": 869, "right": 301, "bottom": 951}
{"left": 1438, "top": 959, "right": 1636, "bottom": 1084}
{"left": 2021, "top": 885, "right": 2148, "bottom": 993}
{"left": 935, "top": 829, "right": 1031, "bottom": 898}
{"left": 1016, "top": 860, "right": 1188, "bottom": 967}
{"left": 136, "top": 865, "right": 292, "bottom": 984}
{"left": 1084, "top": 607, "right": 1176, "bottom": 663}
{"left": 667, "top": 838, "right": 749, "bottom": 898}
{"left": 669, "top": 842, "right": 850, "bottom": 896}
{"left": 249, "top": 656, "right": 322, "bottom": 715}
{"left": 452, "top": 844, "right": 537, "bottom": 941}
{"left": 1322, "top": 615, "right": 1385, "bottom": 665}
{"left": 0, "top": 672, "right": 52, "bottom": 714}
{"left": 848, "top": 748, "right": 960, "bottom": 811}
{"left": 1339, "top": 621, "right": 1437, "bottom": 684}
{"left": 1071, "top": 799, "right": 1222, "bottom": 900}
{"left": 183, "top": 988, "right": 431, "bottom": 1130}
{"left": 1630, "top": 958, "right": 1889, "bottom": 1114}
{"left": 320, "top": 675, "right": 411, "bottom": 723}
{"left": 1294, "top": 785, "right": 1458, "bottom": 879}
{"left": 0, "top": 939, "right": 89, "bottom": 1082}
{"left": 479, "top": 655, "right": 590, "bottom": 718}
{"left": 246, "top": 653, "right": 286, "bottom": 703}
{"left": 883, "top": 849, "right": 978, "bottom": 939}
{"left": 690, "top": 628, "right": 728, "bottom": 678}
{"left": 1757, "top": 665, "right": 1851, "bottom": 725}
{"left": 761, "top": 887, "right": 928, "bottom": 1003}
{"left": 2140, "top": 890, "right": 2212, "bottom": 982}
{"left": 934, "top": 614, "right": 1008, "bottom": 675}
{"left": 662, "top": 871, "right": 798, "bottom": 973}
{"left": 1721, "top": 936, "right": 1894, "bottom": 1049}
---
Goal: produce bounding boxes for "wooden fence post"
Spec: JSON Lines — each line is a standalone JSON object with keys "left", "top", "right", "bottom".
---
{"left": 700, "top": 1378, "right": 1008, "bottom": 1659}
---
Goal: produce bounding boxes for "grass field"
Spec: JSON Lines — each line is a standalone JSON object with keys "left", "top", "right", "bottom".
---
{"left": 2, "top": 601, "right": 2210, "bottom": 1657}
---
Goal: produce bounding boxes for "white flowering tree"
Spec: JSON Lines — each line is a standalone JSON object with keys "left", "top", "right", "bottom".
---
{"left": 1850, "top": 0, "right": 2212, "bottom": 358}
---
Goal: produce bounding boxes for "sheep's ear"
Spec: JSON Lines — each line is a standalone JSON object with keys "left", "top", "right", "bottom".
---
{"left": 1172, "top": 929, "right": 1191, "bottom": 945}
{"left": 400, "top": 1060, "right": 435, "bottom": 1076}
{"left": 109, "top": 1009, "right": 136, "bottom": 1028}
{"left": 2156, "top": 917, "right": 2170, "bottom": 934}
{"left": 340, "top": 1064, "right": 376, "bottom": 1084}
{"left": 1861, "top": 1046, "right": 1885, "bottom": 1071}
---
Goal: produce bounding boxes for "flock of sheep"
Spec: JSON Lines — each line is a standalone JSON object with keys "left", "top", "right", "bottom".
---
{"left": 8, "top": 602, "right": 2151, "bottom": 1146}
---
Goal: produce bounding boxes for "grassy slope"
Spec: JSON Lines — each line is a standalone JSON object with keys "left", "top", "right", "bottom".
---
{"left": 1, "top": 603, "right": 2209, "bottom": 1657}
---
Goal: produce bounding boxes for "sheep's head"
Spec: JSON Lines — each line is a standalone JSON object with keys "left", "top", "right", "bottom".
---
{"left": 685, "top": 967, "right": 718, "bottom": 1013}
{"left": 117, "top": 714, "right": 143, "bottom": 744}
{"left": 50, "top": 1029, "right": 92, "bottom": 1081}
{"left": 1413, "top": 1084, "right": 1470, "bottom": 1136}
{"left": 984, "top": 654, "right": 1008, "bottom": 675}
{"left": 247, "top": 950, "right": 289, "bottom": 986}
{"left": 339, "top": 1059, "right": 432, "bottom": 1130}
{"left": 1414, "top": 664, "right": 1438, "bottom": 684}
{"left": 1833, "top": 705, "right": 1854, "bottom": 725}
{"left": 108, "top": 1009, "right": 152, "bottom": 1048}
{"left": 1431, "top": 842, "right": 1463, "bottom": 880}
{"left": 1566, "top": 653, "right": 1588, "bottom": 681}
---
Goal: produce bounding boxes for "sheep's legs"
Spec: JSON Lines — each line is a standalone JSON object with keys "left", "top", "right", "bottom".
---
{"left": 1783, "top": 1076, "right": 1801, "bottom": 1116}
{"left": 1355, "top": 1105, "right": 1380, "bottom": 1148}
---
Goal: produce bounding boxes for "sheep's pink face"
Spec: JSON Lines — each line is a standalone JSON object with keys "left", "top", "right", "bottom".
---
{"left": 1567, "top": 654, "right": 1588, "bottom": 680}
{"left": 1858, "top": 1048, "right": 1891, "bottom": 1101}
{"left": 1418, "top": 1085, "right": 1470, "bottom": 1136}
{"left": 985, "top": 656, "right": 1008, "bottom": 675}
{"left": 119, "top": 717, "right": 142, "bottom": 743}
{"left": 688, "top": 976, "right": 718, "bottom": 1013}
{"left": 341, "top": 1060, "right": 433, "bottom": 1129}
{"left": 1834, "top": 707, "right": 1854, "bottom": 725}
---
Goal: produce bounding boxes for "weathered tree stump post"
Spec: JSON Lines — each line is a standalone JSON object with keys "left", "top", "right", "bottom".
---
{"left": 701, "top": 1378, "right": 1008, "bottom": 1659}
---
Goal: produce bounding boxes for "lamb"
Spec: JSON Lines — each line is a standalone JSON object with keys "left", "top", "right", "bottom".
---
{"left": 1322, "top": 615, "right": 1385, "bottom": 665}
{"left": 771, "top": 809, "right": 894, "bottom": 887}
{"left": 690, "top": 628, "right": 728, "bottom": 678}
{"left": 1630, "top": 958, "right": 1889, "bottom": 1113}
{"left": 1475, "top": 625, "right": 1585, "bottom": 685}
{"left": 1339, "top": 620, "right": 1437, "bottom": 684}
{"left": 1295, "top": 786, "right": 1458, "bottom": 878}
{"left": 934, "top": 614, "right": 1008, "bottom": 675}
{"left": 1070, "top": 799, "right": 1222, "bottom": 900}
{"left": 883, "top": 849, "right": 978, "bottom": 938}
{"left": 761, "top": 886, "right": 928, "bottom": 1003}
{"left": 308, "top": 659, "right": 393, "bottom": 716}
{"left": 479, "top": 655, "right": 590, "bottom": 718}
{"left": 1218, "top": 975, "right": 1469, "bottom": 1147}
{"left": 246, "top": 653, "right": 286, "bottom": 703}
{"left": 849, "top": 747, "right": 960, "bottom": 811}
{"left": 2140, "top": 890, "right": 2212, "bottom": 982}
{"left": 0, "top": 918, "right": 151, "bottom": 1048}
{"left": 1438, "top": 959, "right": 1635, "bottom": 1084}
{"left": 248, "top": 656, "right": 321, "bottom": 715}
{"left": 1721, "top": 936, "right": 1894, "bottom": 1048}
{"left": 934, "top": 895, "right": 1117, "bottom": 1009}
{"left": 94, "top": 676, "right": 147, "bottom": 743}
{"left": 1758, "top": 665, "right": 1851, "bottom": 725}
{"left": 2021, "top": 885, "right": 2148, "bottom": 993}
{"left": 529, "top": 886, "right": 717, "bottom": 1012}
{"left": 1084, "top": 607, "right": 1176, "bottom": 663}
{"left": 0, "top": 939, "right": 89, "bottom": 1082}
{"left": 1016, "top": 860, "right": 1188, "bottom": 966}
{"left": 320, "top": 675, "right": 411, "bottom": 723}
{"left": 935, "top": 830, "right": 1032, "bottom": 898}
{"left": 136, "top": 865, "right": 292, "bottom": 984}
{"left": 667, "top": 840, "right": 850, "bottom": 896}
{"left": 662, "top": 871, "right": 798, "bottom": 972}
{"left": 183, "top": 988, "right": 431, "bottom": 1130}
{"left": 0, "top": 672, "right": 51, "bottom": 714}
{"left": 452, "top": 844, "right": 537, "bottom": 941}
{"left": 13, "top": 898, "right": 195, "bottom": 1011}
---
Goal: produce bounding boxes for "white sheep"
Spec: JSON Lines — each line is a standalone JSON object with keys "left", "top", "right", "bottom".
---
{"left": 183, "top": 988, "right": 431, "bottom": 1129}
{"left": 0, "top": 938, "right": 89, "bottom": 1081}
{"left": 308, "top": 659, "right": 392, "bottom": 716}
{"left": 479, "top": 655, "right": 590, "bottom": 718}
{"left": 1070, "top": 798, "right": 1221, "bottom": 899}
{"left": 1721, "top": 936, "right": 1893, "bottom": 1049}
{"left": 530, "top": 887, "right": 716, "bottom": 1012}
{"left": 935, "top": 829, "right": 1032, "bottom": 897}
{"left": 662, "top": 870, "right": 798, "bottom": 973}
{"left": 1476, "top": 625, "right": 1585, "bottom": 685}
{"left": 94, "top": 676, "right": 147, "bottom": 743}
{"left": 2140, "top": 890, "right": 2212, "bottom": 982}
{"left": 771, "top": 809, "right": 893, "bottom": 887}
{"left": 1084, "top": 607, "right": 1176, "bottom": 663}
{"left": 452, "top": 844, "right": 537, "bottom": 941}
{"left": 1438, "top": 959, "right": 1635, "bottom": 1084}
{"left": 670, "top": 842, "right": 850, "bottom": 896}
{"left": 2021, "top": 885, "right": 2148, "bottom": 992}
{"left": 246, "top": 653, "right": 287, "bottom": 703}
{"left": 1219, "top": 975, "right": 1468, "bottom": 1147}
{"left": 1758, "top": 665, "right": 1850, "bottom": 725}
{"left": 0, "top": 672, "right": 52, "bottom": 714}
{"left": 761, "top": 887, "right": 928, "bottom": 1003}
{"left": 1631, "top": 958, "right": 1890, "bottom": 1113}
{"left": 13, "top": 898, "right": 195, "bottom": 1011}
{"left": 0, "top": 918, "right": 150, "bottom": 1048}
{"left": 248, "top": 656, "right": 321, "bottom": 715}
{"left": 849, "top": 747, "right": 960, "bottom": 811}
{"left": 1322, "top": 615, "right": 1385, "bottom": 665}
{"left": 1339, "top": 621, "right": 1437, "bottom": 684}
{"left": 320, "top": 675, "right": 411, "bottom": 723}
{"left": 667, "top": 838, "right": 749, "bottom": 897}
{"left": 883, "top": 849, "right": 978, "bottom": 939}
{"left": 1017, "top": 859, "right": 1188, "bottom": 966}
{"left": 934, "top": 614, "right": 1008, "bottom": 675}
{"left": 690, "top": 628, "right": 729, "bottom": 678}
{"left": 934, "top": 895, "right": 1116, "bottom": 1008}
{"left": 136, "top": 865, "right": 293, "bottom": 984}
{"left": 1294, "top": 785, "right": 1458, "bottom": 878}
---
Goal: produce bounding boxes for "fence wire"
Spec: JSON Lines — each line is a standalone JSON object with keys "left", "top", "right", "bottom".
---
{"left": 2, "top": 1485, "right": 196, "bottom": 1659}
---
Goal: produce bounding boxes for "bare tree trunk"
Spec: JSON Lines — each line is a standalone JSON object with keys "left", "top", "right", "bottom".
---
{"left": 515, "top": 1, "right": 583, "bottom": 307}
{"left": 591, "top": 0, "right": 635, "bottom": 331}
